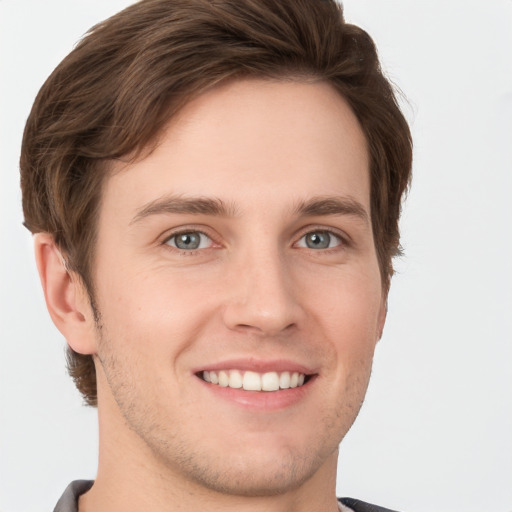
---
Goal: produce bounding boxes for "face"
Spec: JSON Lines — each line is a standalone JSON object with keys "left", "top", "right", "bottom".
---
{"left": 90, "top": 79, "right": 386, "bottom": 496}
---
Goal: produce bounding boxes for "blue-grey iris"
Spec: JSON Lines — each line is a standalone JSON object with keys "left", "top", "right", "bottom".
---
{"left": 305, "top": 231, "right": 331, "bottom": 249}
{"left": 175, "top": 233, "right": 201, "bottom": 250}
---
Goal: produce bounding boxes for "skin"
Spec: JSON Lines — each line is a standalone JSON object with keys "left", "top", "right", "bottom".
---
{"left": 35, "top": 79, "right": 386, "bottom": 512}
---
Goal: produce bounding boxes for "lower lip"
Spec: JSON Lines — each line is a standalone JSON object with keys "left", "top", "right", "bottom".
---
{"left": 198, "top": 376, "right": 315, "bottom": 411}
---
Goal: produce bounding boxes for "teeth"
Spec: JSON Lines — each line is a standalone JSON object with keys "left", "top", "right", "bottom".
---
{"left": 229, "top": 369, "right": 243, "bottom": 389}
{"left": 261, "top": 372, "right": 279, "bottom": 391}
{"left": 279, "top": 371, "right": 291, "bottom": 388}
{"left": 218, "top": 370, "right": 229, "bottom": 387}
{"left": 243, "top": 371, "right": 262, "bottom": 391}
{"left": 201, "top": 369, "right": 307, "bottom": 391}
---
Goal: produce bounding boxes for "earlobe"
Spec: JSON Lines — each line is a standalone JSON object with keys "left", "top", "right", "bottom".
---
{"left": 34, "top": 233, "right": 97, "bottom": 355}
{"left": 376, "top": 297, "right": 388, "bottom": 341}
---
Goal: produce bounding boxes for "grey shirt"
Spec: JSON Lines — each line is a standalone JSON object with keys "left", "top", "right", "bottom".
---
{"left": 53, "top": 480, "right": 400, "bottom": 512}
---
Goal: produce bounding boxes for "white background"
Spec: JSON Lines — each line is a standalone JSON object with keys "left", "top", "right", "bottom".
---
{"left": 1, "top": 1, "right": 511, "bottom": 511}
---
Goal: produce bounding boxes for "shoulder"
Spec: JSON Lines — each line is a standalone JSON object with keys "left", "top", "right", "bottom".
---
{"left": 52, "top": 485, "right": 402, "bottom": 512}
{"left": 53, "top": 480, "right": 94, "bottom": 512}
{"left": 339, "top": 497, "right": 402, "bottom": 512}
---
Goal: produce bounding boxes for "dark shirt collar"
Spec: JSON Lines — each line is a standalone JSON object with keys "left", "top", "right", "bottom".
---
{"left": 53, "top": 480, "right": 399, "bottom": 512}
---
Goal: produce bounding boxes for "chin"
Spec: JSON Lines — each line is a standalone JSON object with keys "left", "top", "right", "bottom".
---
{"left": 148, "top": 430, "right": 340, "bottom": 498}
{"left": 180, "top": 453, "right": 325, "bottom": 497}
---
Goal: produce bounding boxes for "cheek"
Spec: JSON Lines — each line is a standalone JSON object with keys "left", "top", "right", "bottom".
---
{"left": 94, "top": 263, "right": 219, "bottom": 357}
{"left": 302, "top": 267, "right": 383, "bottom": 339}
{"left": 298, "top": 265, "right": 383, "bottom": 392}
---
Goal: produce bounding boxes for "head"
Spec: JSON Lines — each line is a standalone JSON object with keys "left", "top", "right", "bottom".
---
{"left": 21, "top": 0, "right": 411, "bottom": 453}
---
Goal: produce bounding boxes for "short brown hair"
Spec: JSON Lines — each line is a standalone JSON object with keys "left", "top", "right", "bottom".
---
{"left": 20, "top": 0, "right": 412, "bottom": 406}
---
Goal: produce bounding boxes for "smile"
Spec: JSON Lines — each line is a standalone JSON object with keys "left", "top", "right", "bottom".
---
{"left": 201, "top": 370, "right": 307, "bottom": 391}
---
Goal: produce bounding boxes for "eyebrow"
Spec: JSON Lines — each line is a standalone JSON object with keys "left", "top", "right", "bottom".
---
{"left": 131, "top": 195, "right": 238, "bottom": 224}
{"left": 130, "top": 194, "right": 369, "bottom": 225}
{"left": 293, "top": 196, "right": 370, "bottom": 225}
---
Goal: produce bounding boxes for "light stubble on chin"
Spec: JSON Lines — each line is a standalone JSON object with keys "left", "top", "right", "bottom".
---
{"left": 94, "top": 317, "right": 373, "bottom": 498}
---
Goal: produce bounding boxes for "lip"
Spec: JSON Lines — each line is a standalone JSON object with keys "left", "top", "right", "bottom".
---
{"left": 199, "top": 379, "right": 315, "bottom": 410}
{"left": 193, "top": 358, "right": 316, "bottom": 375}
{"left": 192, "top": 358, "right": 318, "bottom": 411}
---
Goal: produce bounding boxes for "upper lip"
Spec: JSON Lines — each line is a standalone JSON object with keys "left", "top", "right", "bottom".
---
{"left": 192, "top": 358, "right": 317, "bottom": 375}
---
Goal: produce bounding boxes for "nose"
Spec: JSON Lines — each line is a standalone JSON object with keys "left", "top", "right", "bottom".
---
{"left": 221, "top": 247, "right": 304, "bottom": 337}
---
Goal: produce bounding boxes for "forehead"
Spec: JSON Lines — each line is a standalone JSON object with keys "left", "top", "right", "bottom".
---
{"left": 102, "top": 79, "right": 370, "bottom": 219}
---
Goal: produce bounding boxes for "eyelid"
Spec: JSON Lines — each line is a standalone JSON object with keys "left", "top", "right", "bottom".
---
{"left": 167, "top": 232, "right": 212, "bottom": 250}
{"left": 158, "top": 223, "right": 351, "bottom": 252}
{"left": 160, "top": 225, "right": 221, "bottom": 250}
{"left": 293, "top": 225, "right": 350, "bottom": 249}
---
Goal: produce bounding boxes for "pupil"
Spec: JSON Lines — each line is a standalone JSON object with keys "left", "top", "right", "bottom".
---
{"left": 176, "top": 233, "right": 200, "bottom": 249}
{"left": 307, "top": 232, "right": 330, "bottom": 249}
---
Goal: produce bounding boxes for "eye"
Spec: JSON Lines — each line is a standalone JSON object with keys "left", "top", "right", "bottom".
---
{"left": 165, "top": 231, "right": 213, "bottom": 251}
{"left": 296, "top": 230, "right": 342, "bottom": 250}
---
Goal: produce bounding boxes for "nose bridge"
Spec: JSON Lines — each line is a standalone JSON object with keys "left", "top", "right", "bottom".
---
{"left": 222, "top": 236, "right": 301, "bottom": 335}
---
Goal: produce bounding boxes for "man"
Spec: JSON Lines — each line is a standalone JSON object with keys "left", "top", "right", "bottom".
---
{"left": 20, "top": 0, "right": 412, "bottom": 511}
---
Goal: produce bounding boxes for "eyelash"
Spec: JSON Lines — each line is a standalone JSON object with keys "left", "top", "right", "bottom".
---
{"left": 161, "top": 226, "right": 349, "bottom": 255}
{"left": 162, "top": 228, "right": 217, "bottom": 254}
{"left": 294, "top": 229, "right": 344, "bottom": 250}
{"left": 294, "top": 225, "right": 350, "bottom": 252}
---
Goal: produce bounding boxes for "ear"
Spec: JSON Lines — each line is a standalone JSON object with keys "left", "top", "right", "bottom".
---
{"left": 34, "top": 233, "right": 97, "bottom": 355}
{"left": 376, "top": 295, "right": 388, "bottom": 342}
